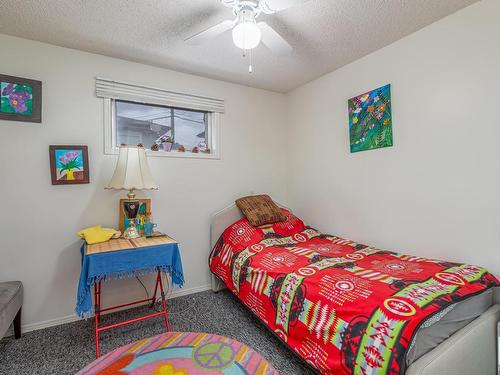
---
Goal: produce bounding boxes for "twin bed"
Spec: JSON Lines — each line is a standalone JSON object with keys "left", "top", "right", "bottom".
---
{"left": 209, "top": 202, "right": 500, "bottom": 374}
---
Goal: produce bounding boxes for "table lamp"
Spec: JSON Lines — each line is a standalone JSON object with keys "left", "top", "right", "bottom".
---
{"left": 105, "top": 145, "right": 158, "bottom": 239}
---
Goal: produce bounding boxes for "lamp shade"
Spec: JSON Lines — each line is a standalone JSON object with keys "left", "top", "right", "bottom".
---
{"left": 105, "top": 146, "right": 158, "bottom": 191}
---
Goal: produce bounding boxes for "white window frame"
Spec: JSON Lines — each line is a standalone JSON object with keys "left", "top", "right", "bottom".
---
{"left": 98, "top": 78, "right": 222, "bottom": 160}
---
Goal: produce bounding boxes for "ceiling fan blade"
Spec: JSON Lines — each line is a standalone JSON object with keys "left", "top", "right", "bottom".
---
{"left": 259, "top": 0, "right": 310, "bottom": 14}
{"left": 258, "top": 22, "right": 293, "bottom": 56}
{"left": 185, "top": 19, "right": 235, "bottom": 45}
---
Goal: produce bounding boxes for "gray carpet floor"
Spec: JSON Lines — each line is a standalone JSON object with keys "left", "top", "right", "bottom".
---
{"left": 0, "top": 290, "right": 316, "bottom": 374}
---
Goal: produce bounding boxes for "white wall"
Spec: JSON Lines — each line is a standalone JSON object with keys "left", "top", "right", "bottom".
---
{"left": 287, "top": 0, "right": 500, "bottom": 276}
{"left": 1, "top": 0, "right": 499, "bottom": 332}
{"left": 0, "top": 34, "right": 287, "bottom": 329}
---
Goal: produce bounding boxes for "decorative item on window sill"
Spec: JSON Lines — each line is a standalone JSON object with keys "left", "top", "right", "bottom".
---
{"left": 151, "top": 136, "right": 173, "bottom": 152}
{"left": 162, "top": 136, "right": 174, "bottom": 152}
{"left": 198, "top": 141, "right": 208, "bottom": 153}
{"left": 105, "top": 145, "right": 158, "bottom": 239}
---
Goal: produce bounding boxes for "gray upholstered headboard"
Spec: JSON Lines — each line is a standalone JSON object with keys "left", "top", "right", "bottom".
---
{"left": 209, "top": 201, "right": 290, "bottom": 291}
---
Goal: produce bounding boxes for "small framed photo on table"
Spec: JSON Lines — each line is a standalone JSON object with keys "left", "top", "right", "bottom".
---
{"left": 119, "top": 198, "right": 151, "bottom": 233}
{"left": 49, "top": 145, "right": 90, "bottom": 185}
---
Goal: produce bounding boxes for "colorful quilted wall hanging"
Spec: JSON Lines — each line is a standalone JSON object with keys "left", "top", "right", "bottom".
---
{"left": 349, "top": 84, "right": 392, "bottom": 153}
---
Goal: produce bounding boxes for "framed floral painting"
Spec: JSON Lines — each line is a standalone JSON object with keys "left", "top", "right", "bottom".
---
{"left": 49, "top": 145, "right": 90, "bottom": 185}
{"left": 348, "top": 84, "right": 393, "bottom": 153}
{"left": 0, "top": 74, "right": 42, "bottom": 123}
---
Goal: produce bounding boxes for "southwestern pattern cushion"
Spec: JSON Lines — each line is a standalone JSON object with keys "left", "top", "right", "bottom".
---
{"left": 235, "top": 195, "right": 286, "bottom": 227}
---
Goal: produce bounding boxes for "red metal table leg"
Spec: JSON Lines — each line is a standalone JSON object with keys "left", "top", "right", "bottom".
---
{"left": 149, "top": 271, "right": 160, "bottom": 308}
{"left": 94, "top": 282, "right": 101, "bottom": 358}
{"left": 157, "top": 270, "right": 171, "bottom": 331}
{"left": 91, "top": 270, "right": 171, "bottom": 358}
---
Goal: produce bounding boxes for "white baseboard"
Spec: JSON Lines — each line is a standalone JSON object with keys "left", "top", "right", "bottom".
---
{"left": 4, "top": 284, "right": 212, "bottom": 337}
{"left": 166, "top": 283, "right": 212, "bottom": 300}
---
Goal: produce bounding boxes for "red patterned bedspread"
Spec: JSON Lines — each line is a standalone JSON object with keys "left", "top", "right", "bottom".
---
{"left": 209, "top": 210, "right": 499, "bottom": 374}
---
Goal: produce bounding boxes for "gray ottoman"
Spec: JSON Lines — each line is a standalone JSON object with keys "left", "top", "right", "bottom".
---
{"left": 0, "top": 281, "right": 23, "bottom": 339}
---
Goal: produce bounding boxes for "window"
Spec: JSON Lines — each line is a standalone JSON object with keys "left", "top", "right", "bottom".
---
{"left": 98, "top": 78, "right": 222, "bottom": 159}
{"left": 115, "top": 100, "right": 212, "bottom": 154}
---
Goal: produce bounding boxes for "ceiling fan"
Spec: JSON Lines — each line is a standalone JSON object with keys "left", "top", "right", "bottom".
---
{"left": 185, "top": 0, "right": 310, "bottom": 57}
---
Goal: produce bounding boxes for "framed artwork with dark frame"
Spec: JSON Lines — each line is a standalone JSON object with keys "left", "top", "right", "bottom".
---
{"left": 0, "top": 74, "right": 42, "bottom": 123}
{"left": 49, "top": 145, "right": 90, "bottom": 185}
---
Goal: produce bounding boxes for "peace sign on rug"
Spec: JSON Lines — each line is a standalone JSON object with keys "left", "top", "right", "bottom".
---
{"left": 193, "top": 341, "right": 236, "bottom": 370}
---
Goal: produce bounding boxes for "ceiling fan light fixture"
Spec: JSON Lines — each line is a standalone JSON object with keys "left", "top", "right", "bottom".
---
{"left": 232, "top": 20, "right": 262, "bottom": 50}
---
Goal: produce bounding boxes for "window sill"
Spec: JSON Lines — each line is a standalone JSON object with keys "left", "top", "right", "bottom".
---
{"left": 105, "top": 147, "right": 220, "bottom": 160}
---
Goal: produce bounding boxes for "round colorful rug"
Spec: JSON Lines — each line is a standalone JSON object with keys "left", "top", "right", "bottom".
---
{"left": 78, "top": 332, "right": 278, "bottom": 375}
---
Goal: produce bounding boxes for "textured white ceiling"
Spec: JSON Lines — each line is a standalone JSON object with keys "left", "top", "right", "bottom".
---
{"left": 0, "top": 0, "right": 479, "bottom": 92}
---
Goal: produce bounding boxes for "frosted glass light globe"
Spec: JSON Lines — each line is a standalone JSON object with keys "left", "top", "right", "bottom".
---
{"left": 232, "top": 21, "right": 261, "bottom": 50}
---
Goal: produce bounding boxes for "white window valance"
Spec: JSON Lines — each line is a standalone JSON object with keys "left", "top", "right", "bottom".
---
{"left": 95, "top": 77, "right": 225, "bottom": 113}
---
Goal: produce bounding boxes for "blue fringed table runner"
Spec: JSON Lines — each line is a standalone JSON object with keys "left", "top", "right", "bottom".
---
{"left": 76, "top": 241, "right": 184, "bottom": 318}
